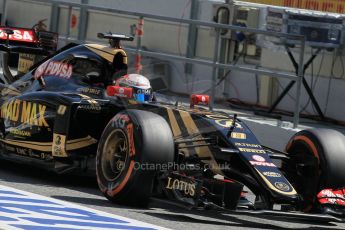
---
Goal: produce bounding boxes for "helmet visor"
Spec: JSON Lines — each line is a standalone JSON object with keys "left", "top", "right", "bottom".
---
{"left": 133, "top": 87, "right": 152, "bottom": 102}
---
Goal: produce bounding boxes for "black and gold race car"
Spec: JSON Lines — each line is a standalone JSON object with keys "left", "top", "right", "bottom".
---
{"left": 1, "top": 31, "right": 345, "bottom": 222}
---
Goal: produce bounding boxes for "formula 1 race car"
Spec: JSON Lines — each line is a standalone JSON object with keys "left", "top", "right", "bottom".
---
{"left": 0, "top": 31, "right": 345, "bottom": 222}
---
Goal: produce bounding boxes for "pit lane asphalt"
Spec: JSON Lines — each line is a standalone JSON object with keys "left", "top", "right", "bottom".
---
{"left": 1, "top": 117, "right": 345, "bottom": 230}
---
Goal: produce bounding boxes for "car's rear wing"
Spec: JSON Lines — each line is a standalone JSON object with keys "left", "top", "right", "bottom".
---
{"left": 0, "top": 26, "right": 59, "bottom": 83}
{"left": 0, "top": 27, "right": 58, "bottom": 53}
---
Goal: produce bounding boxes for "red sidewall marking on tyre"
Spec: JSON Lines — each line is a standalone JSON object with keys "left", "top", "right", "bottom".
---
{"left": 108, "top": 160, "right": 135, "bottom": 196}
{"left": 293, "top": 136, "right": 320, "bottom": 163}
{"left": 127, "top": 123, "right": 136, "bottom": 156}
{"left": 288, "top": 135, "right": 321, "bottom": 212}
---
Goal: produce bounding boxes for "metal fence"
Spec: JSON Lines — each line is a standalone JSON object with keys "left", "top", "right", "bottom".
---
{"left": 3, "top": 0, "right": 306, "bottom": 128}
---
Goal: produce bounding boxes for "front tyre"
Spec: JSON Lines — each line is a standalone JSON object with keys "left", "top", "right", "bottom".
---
{"left": 283, "top": 128, "right": 345, "bottom": 210}
{"left": 96, "top": 109, "right": 174, "bottom": 206}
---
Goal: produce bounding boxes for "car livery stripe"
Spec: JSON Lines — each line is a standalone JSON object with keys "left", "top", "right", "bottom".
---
{"left": 0, "top": 184, "right": 168, "bottom": 230}
{"left": 172, "top": 110, "right": 190, "bottom": 138}
{"left": 178, "top": 110, "right": 223, "bottom": 175}
{"left": 171, "top": 109, "right": 195, "bottom": 156}
{"left": 166, "top": 108, "right": 182, "bottom": 137}
{"left": 85, "top": 44, "right": 128, "bottom": 64}
{"left": 65, "top": 136, "right": 98, "bottom": 150}
{"left": 164, "top": 107, "right": 190, "bottom": 156}
{"left": 1, "top": 136, "right": 97, "bottom": 152}
{"left": 85, "top": 47, "right": 115, "bottom": 63}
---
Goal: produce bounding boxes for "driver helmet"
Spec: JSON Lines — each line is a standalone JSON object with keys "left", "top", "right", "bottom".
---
{"left": 115, "top": 74, "right": 153, "bottom": 102}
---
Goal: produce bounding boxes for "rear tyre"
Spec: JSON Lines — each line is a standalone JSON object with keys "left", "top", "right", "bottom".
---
{"left": 96, "top": 109, "right": 174, "bottom": 206}
{"left": 283, "top": 128, "right": 345, "bottom": 210}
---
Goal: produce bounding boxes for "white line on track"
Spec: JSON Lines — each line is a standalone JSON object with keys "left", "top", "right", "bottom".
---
{"left": 0, "top": 185, "right": 169, "bottom": 230}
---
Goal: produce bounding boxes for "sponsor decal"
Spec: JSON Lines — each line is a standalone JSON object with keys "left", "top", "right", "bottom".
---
{"left": 10, "top": 146, "right": 47, "bottom": 159}
{"left": 274, "top": 182, "right": 290, "bottom": 192}
{"left": 107, "top": 86, "right": 133, "bottom": 98}
{"left": 250, "top": 161, "right": 276, "bottom": 167}
{"left": 52, "top": 134, "right": 67, "bottom": 157}
{"left": 77, "top": 87, "right": 101, "bottom": 95}
{"left": 205, "top": 114, "right": 243, "bottom": 129}
{"left": 0, "top": 28, "right": 35, "bottom": 42}
{"left": 34, "top": 60, "right": 73, "bottom": 79}
{"left": 8, "top": 128, "right": 31, "bottom": 137}
{"left": 166, "top": 177, "right": 196, "bottom": 197}
{"left": 112, "top": 114, "right": 130, "bottom": 129}
{"left": 236, "top": 143, "right": 265, "bottom": 153}
{"left": 263, "top": 172, "right": 281, "bottom": 178}
{"left": 0, "top": 185, "right": 165, "bottom": 230}
{"left": 18, "top": 53, "right": 36, "bottom": 73}
{"left": 252, "top": 155, "right": 265, "bottom": 162}
{"left": 15, "top": 147, "right": 31, "bottom": 156}
{"left": 235, "top": 142, "right": 261, "bottom": 148}
{"left": 1, "top": 99, "right": 49, "bottom": 127}
{"left": 231, "top": 132, "right": 247, "bottom": 139}
{"left": 57, "top": 105, "right": 67, "bottom": 115}
{"left": 136, "top": 88, "right": 151, "bottom": 95}
{"left": 78, "top": 104, "right": 101, "bottom": 111}
{"left": 15, "top": 147, "right": 34, "bottom": 158}
{"left": 238, "top": 148, "right": 265, "bottom": 154}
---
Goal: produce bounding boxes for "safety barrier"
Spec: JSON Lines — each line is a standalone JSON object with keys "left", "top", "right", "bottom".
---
{"left": 3, "top": 0, "right": 306, "bottom": 128}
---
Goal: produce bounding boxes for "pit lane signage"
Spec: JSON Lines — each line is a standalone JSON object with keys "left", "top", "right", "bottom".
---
{"left": 242, "top": 0, "right": 345, "bottom": 13}
{"left": 0, "top": 185, "right": 167, "bottom": 230}
{"left": 0, "top": 28, "right": 35, "bottom": 43}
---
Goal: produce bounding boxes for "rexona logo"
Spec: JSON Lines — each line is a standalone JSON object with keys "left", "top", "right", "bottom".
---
{"left": 35, "top": 60, "right": 73, "bottom": 79}
{"left": 166, "top": 177, "right": 196, "bottom": 197}
{"left": 0, "top": 28, "right": 35, "bottom": 42}
{"left": 1, "top": 99, "right": 49, "bottom": 127}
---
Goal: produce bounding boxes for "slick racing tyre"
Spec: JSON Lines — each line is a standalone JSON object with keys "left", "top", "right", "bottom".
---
{"left": 96, "top": 109, "right": 174, "bottom": 206}
{"left": 283, "top": 128, "right": 345, "bottom": 211}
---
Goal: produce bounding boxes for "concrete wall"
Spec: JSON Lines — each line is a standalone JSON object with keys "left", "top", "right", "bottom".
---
{"left": 87, "top": 0, "right": 191, "bottom": 18}
{"left": 5, "top": 0, "right": 51, "bottom": 28}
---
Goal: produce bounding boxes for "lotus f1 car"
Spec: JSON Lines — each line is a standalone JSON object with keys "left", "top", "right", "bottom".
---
{"left": 0, "top": 31, "right": 345, "bottom": 222}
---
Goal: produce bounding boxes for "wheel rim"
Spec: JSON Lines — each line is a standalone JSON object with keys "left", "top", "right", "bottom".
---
{"left": 101, "top": 129, "right": 129, "bottom": 181}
